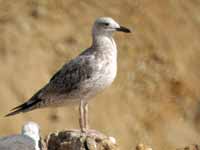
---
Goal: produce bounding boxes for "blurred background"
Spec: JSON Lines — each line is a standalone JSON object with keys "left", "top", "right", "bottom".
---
{"left": 0, "top": 0, "right": 200, "bottom": 149}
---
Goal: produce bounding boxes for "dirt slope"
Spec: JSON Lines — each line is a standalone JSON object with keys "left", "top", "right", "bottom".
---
{"left": 0, "top": 0, "right": 200, "bottom": 149}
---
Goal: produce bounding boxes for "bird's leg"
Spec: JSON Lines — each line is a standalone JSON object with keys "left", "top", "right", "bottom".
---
{"left": 84, "top": 102, "right": 89, "bottom": 130}
{"left": 79, "top": 99, "right": 85, "bottom": 132}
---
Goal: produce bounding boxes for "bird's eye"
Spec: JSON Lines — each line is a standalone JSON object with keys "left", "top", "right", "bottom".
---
{"left": 102, "top": 23, "right": 109, "bottom": 26}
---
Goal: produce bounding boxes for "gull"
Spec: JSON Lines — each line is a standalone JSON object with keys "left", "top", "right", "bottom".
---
{"left": 6, "top": 17, "right": 131, "bottom": 132}
{"left": 0, "top": 122, "right": 40, "bottom": 150}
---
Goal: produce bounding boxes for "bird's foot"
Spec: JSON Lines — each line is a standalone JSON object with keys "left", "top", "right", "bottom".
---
{"left": 81, "top": 127, "right": 88, "bottom": 133}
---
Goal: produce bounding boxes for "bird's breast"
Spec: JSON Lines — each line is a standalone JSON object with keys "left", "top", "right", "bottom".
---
{"left": 96, "top": 58, "right": 117, "bottom": 86}
{"left": 80, "top": 52, "right": 117, "bottom": 99}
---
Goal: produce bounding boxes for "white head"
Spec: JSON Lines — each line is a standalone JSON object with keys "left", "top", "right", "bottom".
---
{"left": 92, "top": 17, "right": 131, "bottom": 37}
{"left": 21, "top": 122, "right": 40, "bottom": 150}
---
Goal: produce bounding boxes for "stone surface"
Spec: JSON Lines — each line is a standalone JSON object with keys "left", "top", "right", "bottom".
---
{"left": 46, "top": 129, "right": 119, "bottom": 150}
{"left": 176, "top": 144, "right": 200, "bottom": 150}
{"left": 135, "top": 144, "right": 152, "bottom": 150}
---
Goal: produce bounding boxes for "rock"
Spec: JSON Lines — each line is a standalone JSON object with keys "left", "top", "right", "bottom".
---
{"left": 176, "top": 144, "right": 200, "bottom": 150}
{"left": 135, "top": 144, "right": 152, "bottom": 150}
{"left": 46, "top": 129, "right": 119, "bottom": 150}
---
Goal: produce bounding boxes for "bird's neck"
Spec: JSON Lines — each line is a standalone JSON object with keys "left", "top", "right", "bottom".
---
{"left": 92, "top": 35, "right": 117, "bottom": 53}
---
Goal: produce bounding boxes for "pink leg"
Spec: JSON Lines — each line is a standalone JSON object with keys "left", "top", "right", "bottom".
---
{"left": 84, "top": 103, "right": 89, "bottom": 130}
{"left": 79, "top": 100, "right": 85, "bottom": 132}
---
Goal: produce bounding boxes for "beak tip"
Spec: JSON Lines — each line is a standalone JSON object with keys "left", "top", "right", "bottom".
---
{"left": 117, "top": 26, "right": 132, "bottom": 33}
{"left": 127, "top": 29, "right": 131, "bottom": 33}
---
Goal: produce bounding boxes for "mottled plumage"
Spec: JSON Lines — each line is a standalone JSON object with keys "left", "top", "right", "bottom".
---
{"left": 6, "top": 17, "right": 131, "bottom": 131}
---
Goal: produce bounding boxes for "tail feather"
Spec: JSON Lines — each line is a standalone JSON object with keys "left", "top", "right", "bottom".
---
{"left": 5, "top": 108, "right": 25, "bottom": 117}
{"left": 5, "top": 98, "right": 42, "bottom": 117}
{"left": 11, "top": 102, "right": 28, "bottom": 111}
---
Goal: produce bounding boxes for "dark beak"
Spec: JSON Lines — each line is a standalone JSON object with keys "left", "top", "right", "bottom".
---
{"left": 116, "top": 26, "right": 131, "bottom": 33}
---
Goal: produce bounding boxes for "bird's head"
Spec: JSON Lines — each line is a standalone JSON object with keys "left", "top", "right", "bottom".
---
{"left": 21, "top": 122, "right": 40, "bottom": 142}
{"left": 92, "top": 17, "right": 131, "bottom": 36}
